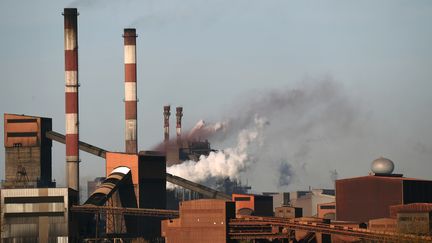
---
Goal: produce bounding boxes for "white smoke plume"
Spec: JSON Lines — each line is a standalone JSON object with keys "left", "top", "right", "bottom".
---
{"left": 167, "top": 116, "right": 268, "bottom": 186}
{"left": 174, "top": 78, "right": 365, "bottom": 190}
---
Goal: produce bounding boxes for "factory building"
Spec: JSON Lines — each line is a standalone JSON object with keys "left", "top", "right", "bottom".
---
{"left": 389, "top": 203, "right": 432, "bottom": 235}
{"left": 289, "top": 189, "right": 335, "bottom": 217}
{"left": 0, "top": 188, "right": 78, "bottom": 242}
{"left": 161, "top": 199, "right": 235, "bottom": 243}
{"left": 336, "top": 175, "right": 432, "bottom": 222}
{"left": 2, "top": 114, "right": 55, "bottom": 188}
{"left": 317, "top": 202, "right": 336, "bottom": 219}
{"left": 336, "top": 157, "right": 432, "bottom": 223}
{"left": 274, "top": 206, "right": 303, "bottom": 218}
{"left": 232, "top": 193, "right": 273, "bottom": 216}
{"left": 368, "top": 218, "right": 397, "bottom": 232}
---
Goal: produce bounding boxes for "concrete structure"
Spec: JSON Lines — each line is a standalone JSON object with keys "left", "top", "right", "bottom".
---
{"left": 290, "top": 189, "right": 335, "bottom": 217}
{"left": 123, "top": 29, "right": 138, "bottom": 154}
{"left": 232, "top": 193, "right": 273, "bottom": 216}
{"left": 1, "top": 188, "right": 78, "bottom": 242}
{"left": 368, "top": 218, "right": 397, "bottom": 232}
{"left": 63, "top": 8, "right": 80, "bottom": 193}
{"left": 161, "top": 199, "right": 235, "bottom": 243}
{"left": 336, "top": 175, "right": 432, "bottom": 222}
{"left": 274, "top": 206, "right": 302, "bottom": 218}
{"left": 317, "top": 202, "right": 336, "bottom": 219}
{"left": 123, "top": 28, "right": 138, "bottom": 154}
{"left": 3, "top": 114, "right": 55, "bottom": 188}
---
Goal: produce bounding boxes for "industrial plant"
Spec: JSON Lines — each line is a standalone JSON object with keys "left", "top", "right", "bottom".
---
{"left": 1, "top": 7, "right": 432, "bottom": 243}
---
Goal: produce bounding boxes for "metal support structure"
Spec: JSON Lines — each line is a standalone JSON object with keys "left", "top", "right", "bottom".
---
{"left": 46, "top": 131, "right": 107, "bottom": 158}
{"left": 71, "top": 205, "right": 179, "bottom": 218}
{"left": 228, "top": 216, "right": 432, "bottom": 242}
{"left": 166, "top": 173, "right": 231, "bottom": 200}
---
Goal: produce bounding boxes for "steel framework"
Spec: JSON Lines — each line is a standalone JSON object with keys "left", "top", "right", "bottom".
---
{"left": 229, "top": 216, "right": 432, "bottom": 242}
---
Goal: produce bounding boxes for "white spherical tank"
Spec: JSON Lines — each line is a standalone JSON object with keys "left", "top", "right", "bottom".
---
{"left": 371, "top": 157, "right": 394, "bottom": 174}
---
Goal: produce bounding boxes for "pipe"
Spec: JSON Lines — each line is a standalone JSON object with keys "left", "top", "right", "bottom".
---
{"left": 123, "top": 28, "right": 138, "bottom": 154}
{"left": 163, "top": 105, "right": 170, "bottom": 142}
{"left": 63, "top": 8, "right": 79, "bottom": 192}
{"left": 176, "top": 106, "right": 183, "bottom": 144}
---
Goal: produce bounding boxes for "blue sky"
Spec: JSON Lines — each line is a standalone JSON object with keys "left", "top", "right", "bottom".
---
{"left": 1, "top": 0, "right": 432, "bottom": 194}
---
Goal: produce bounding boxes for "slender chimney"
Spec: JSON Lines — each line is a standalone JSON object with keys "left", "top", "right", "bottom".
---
{"left": 63, "top": 8, "right": 79, "bottom": 192}
{"left": 123, "top": 28, "right": 138, "bottom": 154}
{"left": 176, "top": 107, "right": 183, "bottom": 144}
{"left": 163, "top": 105, "right": 170, "bottom": 142}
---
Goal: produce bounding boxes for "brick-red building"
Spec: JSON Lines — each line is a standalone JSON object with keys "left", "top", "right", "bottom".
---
{"left": 336, "top": 175, "right": 432, "bottom": 223}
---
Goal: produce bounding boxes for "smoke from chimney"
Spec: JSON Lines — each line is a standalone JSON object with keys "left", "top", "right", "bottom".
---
{"left": 166, "top": 78, "right": 364, "bottom": 189}
{"left": 167, "top": 115, "right": 268, "bottom": 186}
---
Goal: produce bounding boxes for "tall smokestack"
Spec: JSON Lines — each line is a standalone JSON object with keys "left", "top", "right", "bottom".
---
{"left": 176, "top": 107, "right": 183, "bottom": 144}
{"left": 63, "top": 8, "right": 79, "bottom": 192}
{"left": 123, "top": 28, "right": 138, "bottom": 154}
{"left": 163, "top": 105, "right": 170, "bottom": 142}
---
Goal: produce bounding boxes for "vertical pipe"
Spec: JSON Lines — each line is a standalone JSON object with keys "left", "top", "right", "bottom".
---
{"left": 123, "top": 28, "right": 138, "bottom": 154}
{"left": 176, "top": 107, "right": 183, "bottom": 145}
{"left": 163, "top": 105, "right": 170, "bottom": 142}
{"left": 63, "top": 8, "right": 79, "bottom": 193}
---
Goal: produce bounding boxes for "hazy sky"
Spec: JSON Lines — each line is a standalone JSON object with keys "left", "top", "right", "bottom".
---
{"left": 1, "top": 0, "right": 432, "bottom": 195}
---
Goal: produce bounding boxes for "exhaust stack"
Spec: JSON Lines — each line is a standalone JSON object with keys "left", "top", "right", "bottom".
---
{"left": 63, "top": 8, "right": 79, "bottom": 192}
{"left": 163, "top": 105, "right": 171, "bottom": 142}
{"left": 123, "top": 28, "right": 138, "bottom": 154}
{"left": 176, "top": 107, "right": 183, "bottom": 144}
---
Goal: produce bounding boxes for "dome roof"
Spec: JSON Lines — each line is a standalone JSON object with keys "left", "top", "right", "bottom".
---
{"left": 371, "top": 157, "right": 394, "bottom": 174}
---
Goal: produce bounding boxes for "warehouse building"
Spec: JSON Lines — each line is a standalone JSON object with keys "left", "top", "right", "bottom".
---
{"left": 0, "top": 188, "right": 78, "bottom": 242}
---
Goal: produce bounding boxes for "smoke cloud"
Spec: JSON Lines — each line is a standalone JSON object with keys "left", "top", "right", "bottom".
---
{"left": 278, "top": 161, "right": 294, "bottom": 187}
{"left": 167, "top": 116, "right": 267, "bottom": 186}
{"left": 169, "top": 78, "right": 365, "bottom": 190}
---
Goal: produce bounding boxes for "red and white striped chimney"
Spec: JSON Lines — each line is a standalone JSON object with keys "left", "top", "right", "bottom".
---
{"left": 63, "top": 8, "right": 79, "bottom": 192}
{"left": 123, "top": 28, "right": 138, "bottom": 154}
{"left": 163, "top": 105, "right": 171, "bottom": 142}
{"left": 176, "top": 107, "right": 183, "bottom": 144}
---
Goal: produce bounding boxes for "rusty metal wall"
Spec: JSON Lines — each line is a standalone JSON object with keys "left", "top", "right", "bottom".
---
{"left": 3, "top": 114, "right": 53, "bottom": 188}
{"left": 336, "top": 176, "right": 403, "bottom": 222}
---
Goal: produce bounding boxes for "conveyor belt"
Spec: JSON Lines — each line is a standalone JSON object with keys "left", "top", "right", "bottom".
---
{"left": 46, "top": 130, "right": 231, "bottom": 201}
